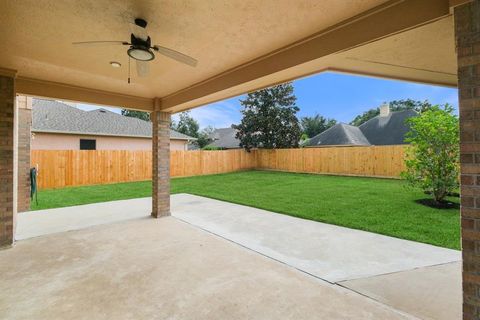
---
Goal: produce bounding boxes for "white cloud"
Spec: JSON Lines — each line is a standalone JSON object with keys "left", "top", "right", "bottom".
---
{"left": 172, "top": 99, "right": 242, "bottom": 129}
{"left": 74, "top": 98, "right": 242, "bottom": 129}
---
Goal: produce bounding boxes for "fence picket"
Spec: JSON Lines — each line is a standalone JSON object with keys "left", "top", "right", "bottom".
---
{"left": 31, "top": 145, "right": 406, "bottom": 189}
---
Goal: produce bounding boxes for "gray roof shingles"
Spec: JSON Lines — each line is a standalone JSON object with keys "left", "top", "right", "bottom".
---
{"left": 358, "top": 109, "right": 417, "bottom": 145}
{"left": 305, "top": 109, "right": 417, "bottom": 147}
{"left": 32, "top": 99, "right": 195, "bottom": 140}
{"left": 306, "top": 123, "right": 370, "bottom": 147}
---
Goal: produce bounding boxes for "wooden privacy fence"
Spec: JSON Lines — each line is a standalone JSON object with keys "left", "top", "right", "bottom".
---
{"left": 31, "top": 149, "right": 257, "bottom": 189}
{"left": 256, "top": 145, "right": 406, "bottom": 178}
{"left": 31, "top": 150, "right": 153, "bottom": 190}
{"left": 32, "top": 145, "right": 407, "bottom": 189}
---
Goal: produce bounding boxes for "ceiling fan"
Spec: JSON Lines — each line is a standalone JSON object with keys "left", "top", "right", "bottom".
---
{"left": 72, "top": 18, "right": 197, "bottom": 79}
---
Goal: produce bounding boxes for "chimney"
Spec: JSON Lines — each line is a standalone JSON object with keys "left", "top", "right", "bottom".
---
{"left": 379, "top": 103, "right": 390, "bottom": 117}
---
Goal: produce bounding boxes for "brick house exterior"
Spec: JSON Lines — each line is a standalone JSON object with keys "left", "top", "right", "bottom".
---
{"left": 455, "top": 2, "right": 480, "bottom": 319}
{"left": 0, "top": 74, "right": 15, "bottom": 247}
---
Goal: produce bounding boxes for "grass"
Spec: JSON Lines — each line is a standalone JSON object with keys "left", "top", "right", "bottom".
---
{"left": 31, "top": 170, "right": 460, "bottom": 250}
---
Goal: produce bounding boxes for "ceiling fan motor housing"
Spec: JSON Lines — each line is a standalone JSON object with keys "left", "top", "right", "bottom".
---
{"left": 72, "top": 17, "right": 197, "bottom": 67}
{"left": 134, "top": 18, "right": 147, "bottom": 28}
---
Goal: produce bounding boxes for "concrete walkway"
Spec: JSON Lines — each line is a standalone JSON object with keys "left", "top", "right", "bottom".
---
{"left": 15, "top": 194, "right": 462, "bottom": 319}
{"left": 172, "top": 194, "right": 460, "bottom": 282}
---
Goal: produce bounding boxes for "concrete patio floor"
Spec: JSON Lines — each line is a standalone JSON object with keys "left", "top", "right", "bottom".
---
{"left": 340, "top": 262, "right": 461, "bottom": 320}
{"left": 8, "top": 194, "right": 462, "bottom": 319}
{"left": 2, "top": 217, "right": 414, "bottom": 320}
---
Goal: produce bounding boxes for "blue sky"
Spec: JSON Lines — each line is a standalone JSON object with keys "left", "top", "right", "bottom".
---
{"left": 78, "top": 71, "right": 458, "bottom": 129}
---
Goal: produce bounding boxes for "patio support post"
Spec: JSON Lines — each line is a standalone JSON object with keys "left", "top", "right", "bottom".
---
{"left": 151, "top": 108, "right": 171, "bottom": 218}
{"left": 0, "top": 73, "right": 16, "bottom": 247}
{"left": 16, "top": 96, "right": 31, "bottom": 212}
{"left": 455, "top": 1, "right": 480, "bottom": 319}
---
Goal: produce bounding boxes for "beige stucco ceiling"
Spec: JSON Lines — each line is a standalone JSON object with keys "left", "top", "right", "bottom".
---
{"left": 0, "top": 0, "right": 457, "bottom": 111}
{"left": 336, "top": 15, "right": 456, "bottom": 83}
{"left": 1, "top": 0, "right": 389, "bottom": 96}
{"left": 160, "top": 14, "right": 457, "bottom": 112}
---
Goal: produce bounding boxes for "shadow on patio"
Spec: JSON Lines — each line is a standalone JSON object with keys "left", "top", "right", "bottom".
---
{"left": 4, "top": 194, "right": 461, "bottom": 320}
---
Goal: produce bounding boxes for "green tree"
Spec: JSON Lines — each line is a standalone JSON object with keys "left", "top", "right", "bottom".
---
{"left": 349, "top": 108, "right": 378, "bottom": 127}
{"left": 350, "top": 99, "right": 433, "bottom": 126}
{"left": 233, "top": 83, "right": 301, "bottom": 151}
{"left": 202, "top": 145, "right": 222, "bottom": 151}
{"left": 171, "top": 111, "right": 199, "bottom": 138}
{"left": 121, "top": 109, "right": 150, "bottom": 121}
{"left": 390, "top": 99, "right": 432, "bottom": 113}
{"left": 401, "top": 105, "right": 459, "bottom": 204}
{"left": 300, "top": 114, "right": 337, "bottom": 138}
{"left": 171, "top": 112, "right": 214, "bottom": 148}
{"left": 197, "top": 126, "right": 215, "bottom": 148}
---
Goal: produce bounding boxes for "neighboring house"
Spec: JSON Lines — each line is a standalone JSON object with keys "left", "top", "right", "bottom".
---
{"left": 358, "top": 107, "right": 417, "bottom": 146}
{"left": 305, "top": 123, "right": 371, "bottom": 147}
{"left": 31, "top": 99, "right": 195, "bottom": 151}
{"left": 207, "top": 127, "right": 241, "bottom": 149}
{"left": 304, "top": 105, "right": 417, "bottom": 147}
{"left": 187, "top": 143, "right": 200, "bottom": 151}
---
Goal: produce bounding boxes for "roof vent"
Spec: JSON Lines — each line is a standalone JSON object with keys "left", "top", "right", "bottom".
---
{"left": 379, "top": 103, "right": 390, "bottom": 117}
{"left": 99, "top": 109, "right": 106, "bottom": 113}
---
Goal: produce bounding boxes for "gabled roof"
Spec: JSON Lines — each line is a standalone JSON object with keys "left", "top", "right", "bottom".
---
{"left": 304, "top": 109, "right": 418, "bottom": 147}
{"left": 32, "top": 99, "right": 195, "bottom": 140}
{"left": 306, "top": 123, "right": 370, "bottom": 147}
{"left": 359, "top": 109, "right": 417, "bottom": 145}
{"left": 208, "top": 127, "right": 241, "bottom": 149}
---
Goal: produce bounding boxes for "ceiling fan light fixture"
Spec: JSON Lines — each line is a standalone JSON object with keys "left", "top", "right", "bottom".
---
{"left": 110, "top": 61, "right": 122, "bottom": 68}
{"left": 127, "top": 47, "right": 155, "bottom": 61}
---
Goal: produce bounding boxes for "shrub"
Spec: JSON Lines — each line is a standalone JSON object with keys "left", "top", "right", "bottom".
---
{"left": 402, "top": 105, "right": 459, "bottom": 204}
{"left": 202, "top": 145, "right": 224, "bottom": 151}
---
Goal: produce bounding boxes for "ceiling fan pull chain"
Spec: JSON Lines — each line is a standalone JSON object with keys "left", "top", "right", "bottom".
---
{"left": 128, "top": 57, "right": 131, "bottom": 84}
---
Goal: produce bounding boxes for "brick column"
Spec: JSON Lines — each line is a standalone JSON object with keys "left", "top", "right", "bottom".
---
{"left": 151, "top": 110, "right": 171, "bottom": 218}
{"left": 16, "top": 96, "right": 31, "bottom": 212}
{"left": 455, "top": 1, "right": 480, "bottom": 319}
{"left": 0, "top": 74, "right": 15, "bottom": 247}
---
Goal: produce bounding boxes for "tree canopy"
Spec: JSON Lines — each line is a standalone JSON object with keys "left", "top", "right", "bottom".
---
{"left": 197, "top": 126, "right": 215, "bottom": 149}
{"left": 121, "top": 109, "right": 150, "bottom": 121}
{"left": 170, "top": 111, "right": 200, "bottom": 139}
{"left": 170, "top": 112, "right": 215, "bottom": 148}
{"left": 349, "top": 99, "right": 433, "bottom": 126}
{"left": 233, "top": 83, "right": 301, "bottom": 151}
{"left": 300, "top": 114, "right": 337, "bottom": 138}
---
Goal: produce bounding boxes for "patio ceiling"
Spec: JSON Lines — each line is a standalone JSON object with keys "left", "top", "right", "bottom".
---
{"left": 0, "top": 0, "right": 458, "bottom": 111}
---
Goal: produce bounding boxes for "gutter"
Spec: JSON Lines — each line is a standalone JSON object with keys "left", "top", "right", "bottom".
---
{"left": 31, "top": 129, "right": 197, "bottom": 141}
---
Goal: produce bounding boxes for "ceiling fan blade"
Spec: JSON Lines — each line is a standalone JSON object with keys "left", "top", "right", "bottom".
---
{"left": 153, "top": 45, "right": 198, "bottom": 67}
{"left": 136, "top": 60, "right": 150, "bottom": 77}
{"left": 72, "top": 41, "right": 129, "bottom": 46}
{"left": 129, "top": 22, "right": 148, "bottom": 41}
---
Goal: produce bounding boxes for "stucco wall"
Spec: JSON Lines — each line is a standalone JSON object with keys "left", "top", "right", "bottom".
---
{"left": 31, "top": 132, "right": 188, "bottom": 151}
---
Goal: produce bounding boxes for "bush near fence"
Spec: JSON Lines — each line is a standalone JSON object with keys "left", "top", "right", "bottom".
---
{"left": 31, "top": 145, "right": 406, "bottom": 189}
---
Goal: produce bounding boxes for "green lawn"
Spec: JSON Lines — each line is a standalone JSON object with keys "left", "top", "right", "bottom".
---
{"left": 31, "top": 170, "right": 460, "bottom": 250}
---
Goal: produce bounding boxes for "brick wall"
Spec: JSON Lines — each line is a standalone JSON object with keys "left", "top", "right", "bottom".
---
{"left": 151, "top": 111, "right": 171, "bottom": 218}
{"left": 0, "top": 75, "right": 15, "bottom": 247}
{"left": 16, "top": 96, "right": 31, "bottom": 212}
{"left": 455, "top": 1, "right": 480, "bottom": 319}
